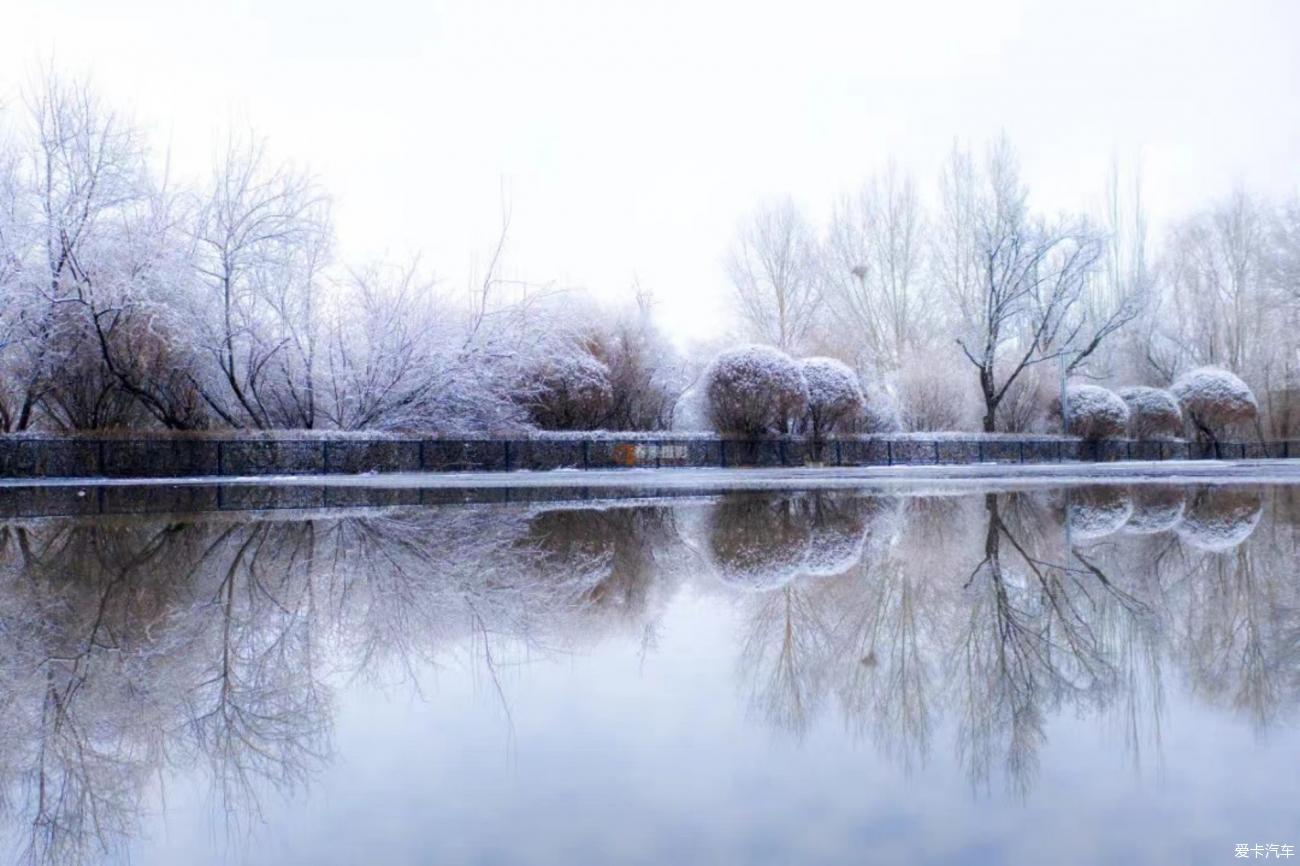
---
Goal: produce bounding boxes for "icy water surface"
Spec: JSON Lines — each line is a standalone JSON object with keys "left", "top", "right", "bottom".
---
{"left": 1, "top": 483, "right": 1297, "bottom": 865}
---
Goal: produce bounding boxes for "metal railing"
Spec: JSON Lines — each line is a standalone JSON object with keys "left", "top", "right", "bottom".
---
{"left": 0, "top": 434, "right": 1292, "bottom": 480}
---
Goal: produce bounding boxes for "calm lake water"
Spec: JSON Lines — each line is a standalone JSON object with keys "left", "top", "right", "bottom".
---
{"left": 0, "top": 483, "right": 1296, "bottom": 865}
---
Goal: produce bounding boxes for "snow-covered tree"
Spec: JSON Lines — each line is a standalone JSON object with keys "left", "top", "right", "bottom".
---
{"left": 938, "top": 140, "right": 1134, "bottom": 432}
{"left": 822, "top": 165, "right": 930, "bottom": 371}
{"left": 190, "top": 134, "right": 332, "bottom": 429}
{"left": 704, "top": 345, "right": 808, "bottom": 438}
{"left": 726, "top": 199, "right": 823, "bottom": 353}
{"left": 799, "top": 356, "right": 863, "bottom": 452}
{"left": 893, "top": 346, "right": 980, "bottom": 431}
{"left": 519, "top": 345, "right": 614, "bottom": 430}
{"left": 1056, "top": 384, "right": 1129, "bottom": 441}
{"left": 1171, "top": 366, "right": 1258, "bottom": 443}
{"left": 570, "top": 288, "right": 686, "bottom": 430}
{"left": 1118, "top": 386, "right": 1182, "bottom": 440}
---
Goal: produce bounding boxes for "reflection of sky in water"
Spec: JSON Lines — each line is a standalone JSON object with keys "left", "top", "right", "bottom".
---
{"left": 138, "top": 600, "right": 1300, "bottom": 866}
{"left": 1, "top": 485, "right": 1296, "bottom": 865}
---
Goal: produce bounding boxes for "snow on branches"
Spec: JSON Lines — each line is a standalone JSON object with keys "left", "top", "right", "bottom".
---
{"left": 1118, "top": 386, "right": 1183, "bottom": 440}
{"left": 519, "top": 348, "right": 614, "bottom": 431}
{"left": 799, "top": 356, "right": 863, "bottom": 458}
{"left": 1057, "top": 384, "right": 1129, "bottom": 441}
{"left": 1171, "top": 367, "right": 1258, "bottom": 441}
{"left": 704, "top": 345, "right": 808, "bottom": 437}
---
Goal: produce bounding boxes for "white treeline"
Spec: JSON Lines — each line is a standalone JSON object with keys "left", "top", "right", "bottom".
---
{"left": 0, "top": 75, "right": 686, "bottom": 434}
{"left": 3, "top": 75, "right": 1298, "bottom": 441}
{"left": 725, "top": 139, "right": 1300, "bottom": 438}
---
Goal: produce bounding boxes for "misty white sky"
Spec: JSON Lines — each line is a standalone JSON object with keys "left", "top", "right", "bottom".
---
{"left": 2, "top": 0, "right": 1298, "bottom": 343}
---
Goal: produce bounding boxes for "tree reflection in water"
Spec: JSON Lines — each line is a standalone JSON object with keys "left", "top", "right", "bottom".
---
{"left": 0, "top": 483, "right": 1294, "bottom": 863}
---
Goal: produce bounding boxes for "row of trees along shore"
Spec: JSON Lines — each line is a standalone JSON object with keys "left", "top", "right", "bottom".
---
{"left": 685, "top": 344, "right": 1259, "bottom": 460}
{"left": 1, "top": 74, "right": 1296, "bottom": 441}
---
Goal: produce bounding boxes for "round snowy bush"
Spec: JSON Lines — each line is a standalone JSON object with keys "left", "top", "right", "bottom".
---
{"left": 800, "top": 357, "right": 864, "bottom": 439}
{"left": 1176, "top": 488, "right": 1263, "bottom": 552}
{"left": 707, "top": 496, "right": 810, "bottom": 591}
{"left": 704, "top": 345, "right": 808, "bottom": 438}
{"left": 1066, "top": 486, "right": 1134, "bottom": 540}
{"left": 522, "top": 350, "right": 614, "bottom": 430}
{"left": 1118, "top": 386, "right": 1183, "bottom": 441}
{"left": 1171, "top": 367, "right": 1258, "bottom": 440}
{"left": 1123, "top": 486, "right": 1187, "bottom": 534}
{"left": 1057, "top": 384, "right": 1129, "bottom": 441}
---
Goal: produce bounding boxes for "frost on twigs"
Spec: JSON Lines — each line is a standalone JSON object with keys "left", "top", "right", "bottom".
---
{"left": 800, "top": 358, "right": 863, "bottom": 434}
{"left": 855, "top": 383, "right": 903, "bottom": 434}
{"left": 1171, "top": 367, "right": 1258, "bottom": 442}
{"left": 1176, "top": 487, "right": 1263, "bottom": 552}
{"left": 704, "top": 345, "right": 808, "bottom": 439}
{"left": 799, "top": 357, "right": 863, "bottom": 459}
{"left": 1118, "top": 386, "right": 1183, "bottom": 441}
{"left": 519, "top": 350, "right": 614, "bottom": 431}
{"left": 1055, "top": 385, "right": 1129, "bottom": 441}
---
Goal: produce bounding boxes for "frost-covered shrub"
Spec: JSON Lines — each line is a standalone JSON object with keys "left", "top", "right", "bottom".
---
{"left": 1171, "top": 367, "right": 1258, "bottom": 441}
{"left": 1176, "top": 487, "right": 1263, "bottom": 551}
{"left": 1066, "top": 486, "right": 1134, "bottom": 540}
{"left": 996, "top": 363, "right": 1055, "bottom": 433}
{"left": 1118, "top": 387, "right": 1183, "bottom": 440}
{"left": 857, "top": 383, "right": 903, "bottom": 434}
{"left": 1055, "top": 385, "right": 1129, "bottom": 441}
{"left": 895, "top": 347, "right": 982, "bottom": 431}
{"left": 1123, "top": 486, "right": 1186, "bottom": 534}
{"left": 707, "top": 496, "right": 811, "bottom": 591}
{"left": 800, "top": 357, "right": 864, "bottom": 438}
{"left": 582, "top": 302, "right": 686, "bottom": 430}
{"left": 704, "top": 345, "right": 808, "bottom": 438}
{"left": 520, "top": 350, "right": 614, "bottom": 430}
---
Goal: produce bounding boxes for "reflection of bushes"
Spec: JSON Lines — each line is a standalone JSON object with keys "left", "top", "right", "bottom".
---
{"left": 524, "top": 505, "right": 681, "bottom": 622}
{"left": 703, "top": 493, "right": 901, "bottom": 588}
{"left": 707, "top": 495, "right": 812, "bottom": 591}
{"left": 0, "top": 484, "right": 1296, "bottom": 853}
{"left": 1123, "top": 486, "right": 1187, "bottom": 534}
{"left": 1064, "top": 486, "right": 1133, "bottom": 540}
{"left": 799, "top": 494, "right": 883, "bottom": 578}
{"left": 1176, "top": 487, "right": 1264, "bottom": 551}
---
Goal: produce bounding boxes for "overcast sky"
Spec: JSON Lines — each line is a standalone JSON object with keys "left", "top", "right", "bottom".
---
{"left": 3, "top": 0, "right": 1298, "bottom": 342}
